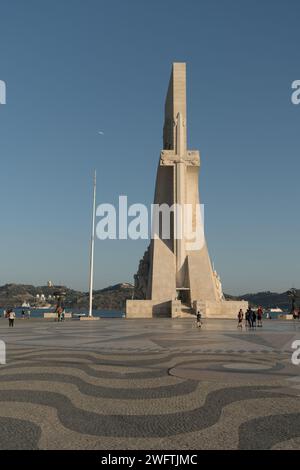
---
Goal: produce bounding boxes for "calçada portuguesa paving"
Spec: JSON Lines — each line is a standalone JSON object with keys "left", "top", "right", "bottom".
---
{"left": 0, "top": 317, "right": 299, "bottom": 450}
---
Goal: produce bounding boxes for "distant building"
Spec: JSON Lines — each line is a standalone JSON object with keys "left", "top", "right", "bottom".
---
{"left": 47, "top": 281, "right": 53, "bottom": 288}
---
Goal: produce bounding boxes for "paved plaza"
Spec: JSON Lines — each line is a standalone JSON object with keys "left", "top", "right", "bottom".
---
{"left": 0, "top": 317, "right": 300, "bottom": 450}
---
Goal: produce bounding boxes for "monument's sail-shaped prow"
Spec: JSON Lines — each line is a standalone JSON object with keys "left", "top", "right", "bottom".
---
{"left": 127, "top": 63, "right": 247, "bottom": 318}
{"left": 149, "top": 63, "right": 218, "bottom": 306}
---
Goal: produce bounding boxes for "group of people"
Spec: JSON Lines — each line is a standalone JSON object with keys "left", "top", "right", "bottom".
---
{"left": 21, "top": 309, "right": 31, "bottom": 319}
{"left": 196, "top": 307, "right": 264, "bottom": 330}
{"left": 2, "top": 304, "right": 67, "bottom": 325}
{"left": 237, "top": 306, "right": 263, "bottom": 329}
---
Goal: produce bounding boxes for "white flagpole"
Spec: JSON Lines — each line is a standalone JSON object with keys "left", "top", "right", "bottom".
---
{"left": 88, "top": 170, "right": 97, "bottom": 317}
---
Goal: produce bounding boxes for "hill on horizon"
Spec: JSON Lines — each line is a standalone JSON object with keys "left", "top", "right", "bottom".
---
{"left": 0, "top": 283, "right": 297, "bottom": 312}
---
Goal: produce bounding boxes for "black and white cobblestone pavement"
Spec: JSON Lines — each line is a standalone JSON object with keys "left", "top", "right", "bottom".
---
{"left": 0, "top": 318, "right": 299, "bottom": 450}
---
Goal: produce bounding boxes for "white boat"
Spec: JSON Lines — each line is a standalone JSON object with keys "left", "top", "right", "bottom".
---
{"left": 270, "top": 307, "right": 283, "bottom": 313}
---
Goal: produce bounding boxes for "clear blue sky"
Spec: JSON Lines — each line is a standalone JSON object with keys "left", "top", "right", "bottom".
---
{"left": 0, "top": 0, "right": 299, "bottom": 294}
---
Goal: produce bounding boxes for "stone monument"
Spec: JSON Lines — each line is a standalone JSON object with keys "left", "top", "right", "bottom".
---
{"left": 126, "top": 63, "right": 247, "bottom": 318}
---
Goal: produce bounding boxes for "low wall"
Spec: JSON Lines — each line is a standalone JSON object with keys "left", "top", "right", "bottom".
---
{"left": 278, "top": 314, "right": 293, "bottom": 320}
{"left": 126, "top": 300, "right": 172, "bottom": 318}
{"left": 126, "top": 299, "right": 248, "bottom": 319}
{"left": 171, "top": 300, "right": 182, "bottom": 318}
{"left": 204, "top": 300, "right": 249, "bottom": 319}
{"left": 43, "top": 312, "right": 72, "bottom": 319}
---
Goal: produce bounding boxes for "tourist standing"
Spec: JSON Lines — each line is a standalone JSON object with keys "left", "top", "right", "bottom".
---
{"left": 257, "top": 306, "right": 263, "bottom": 327}
{"left": 246, "top": 307, "right": 253, "bottom": 329}
{"left": 237, "top": 309, "right": 243, "bottom": 329}
{"left": 245, "top": 309, "right": 249, "bottom": 329}
{"left": 57, "top": 306, "right": 63, "bottom": 322}
{"left": 21, "top": 309, "right": 25, "bottom": 319}
{"left": 292, "top": 309, "right": 297, "bottom": 320}
{"left": 8, "top": 309, "right": 16, "bottom": 327}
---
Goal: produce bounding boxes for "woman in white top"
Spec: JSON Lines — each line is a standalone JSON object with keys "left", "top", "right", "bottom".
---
{"left": 8, "top": 310, "right": 16, "bottom": 327}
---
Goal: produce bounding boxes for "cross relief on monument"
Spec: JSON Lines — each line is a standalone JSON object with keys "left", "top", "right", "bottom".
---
{"left": 160, "top": 149, "right": 200, "bottom": 167}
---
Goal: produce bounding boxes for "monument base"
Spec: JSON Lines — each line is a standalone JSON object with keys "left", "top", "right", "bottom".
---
{"left": 126, "top": 299, "right": 248, "bottom": 319}
{"left": 126, "top": 300, "right": 172, "bottom": 318}
{"left": 202, "top": 300, "right": 248, "bottom": 319}
{"left": 43, "top": 312, "right": 72, "bottom": 319}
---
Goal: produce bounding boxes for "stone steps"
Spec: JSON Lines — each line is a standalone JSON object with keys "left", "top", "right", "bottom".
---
{"left": 173, "top": 304, "right": 195, "bottom": 318}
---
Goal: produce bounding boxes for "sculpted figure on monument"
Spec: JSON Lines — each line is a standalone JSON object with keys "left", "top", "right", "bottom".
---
{"left": 213, "top": 270, "right": 225, "bottom": 301}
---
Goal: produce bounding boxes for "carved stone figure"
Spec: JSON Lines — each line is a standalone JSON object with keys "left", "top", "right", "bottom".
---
{"left": 213, "top": 270, "right": 225, "bottom": 301}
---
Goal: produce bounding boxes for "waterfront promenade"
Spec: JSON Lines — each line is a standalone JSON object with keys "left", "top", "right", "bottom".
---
{"left": 0, "top": 318, "right": 299, "bottom": 450}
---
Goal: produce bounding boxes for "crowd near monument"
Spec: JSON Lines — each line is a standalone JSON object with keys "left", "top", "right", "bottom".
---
{"left": 126, "top": 63, "right": 247, "bottom": 318}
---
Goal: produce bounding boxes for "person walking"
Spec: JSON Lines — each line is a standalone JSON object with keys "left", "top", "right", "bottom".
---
{"left": 237, "top": 309, "right": 243, "bottom": 329}
{"left": 8, "top": 309, "right": 16, "bottom": 327}
{"left": 196, "top": 311, "right": 202, "bottom": 328}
